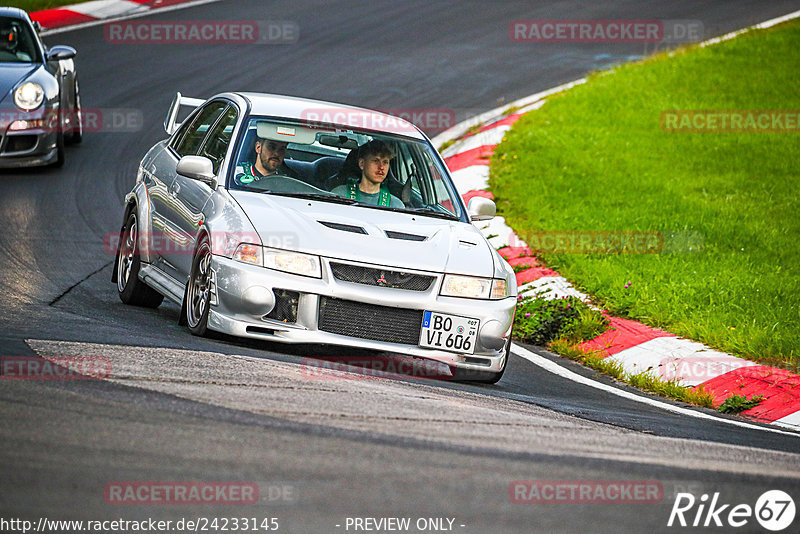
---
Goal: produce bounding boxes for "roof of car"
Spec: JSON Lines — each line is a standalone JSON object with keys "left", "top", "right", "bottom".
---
{"left": 235, "top": 92, "right": 426, "bottom": 140}
{"left": 0, "top": 7, "right": 29, "bottom": 20}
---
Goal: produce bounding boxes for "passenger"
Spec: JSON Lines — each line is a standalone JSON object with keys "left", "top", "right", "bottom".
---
{"left": 332, "top": 140, "right": 404, "bottom": 208}
{"left": 236, "top": 137, "right": 299, "bottom": 185}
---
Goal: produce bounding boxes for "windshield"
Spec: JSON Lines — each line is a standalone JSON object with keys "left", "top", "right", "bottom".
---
{"left": 229, "top": 117, "right": 464, "bottom": 221}
{"left": 0, "top": 16, "right": 41, "bottom": 63}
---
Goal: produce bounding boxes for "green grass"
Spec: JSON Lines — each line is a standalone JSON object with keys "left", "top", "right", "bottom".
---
{"left": 717, "top": 394, "right": 764, "bottom": 414}
{"left": 10, "top": 0, "right": 88, "bottom": 12}
{"left": 492, "top": 21, "right": 800, "bottom": 366}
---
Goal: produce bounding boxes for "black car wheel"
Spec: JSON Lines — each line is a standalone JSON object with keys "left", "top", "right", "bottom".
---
{"left": 65, "top": 79, "right": 82, "bottom": 144}
{"left": 116, "top": 212, "right": 163, "bottom": 308}
{"left": 449, "top": 334, "right": 511, "bottom": 384}
{"left": 52, "top": 123, "right": 65, "bottom": 167}
{"left": 185, "top": 238, "right": 212, "bottom": 336}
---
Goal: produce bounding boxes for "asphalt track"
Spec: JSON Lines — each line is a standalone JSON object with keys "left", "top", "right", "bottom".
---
{"left": 2, "top": 1, "right": 800, "bottom": 533}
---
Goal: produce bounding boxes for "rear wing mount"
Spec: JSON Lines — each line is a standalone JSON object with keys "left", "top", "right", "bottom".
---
{"left": 164, "top": 92, "right": 204, "bottom": 135}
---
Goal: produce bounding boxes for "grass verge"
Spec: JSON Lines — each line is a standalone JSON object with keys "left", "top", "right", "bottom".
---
{"left": 493, "top": 21, "right": 800, "bottom": 367}
{"left": 12, "top": 0, "right": 91, "bottom": 13}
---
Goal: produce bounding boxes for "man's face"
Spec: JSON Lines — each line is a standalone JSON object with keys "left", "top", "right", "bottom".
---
{"left": 255, "top": 140, "right": 288, "bottom": 173}
{"left": 359, "top": 153, "right": 392, "bottom": 185}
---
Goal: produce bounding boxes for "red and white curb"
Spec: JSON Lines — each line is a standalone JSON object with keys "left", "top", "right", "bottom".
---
{"left": 31, "top": 0, "right": 218, "bottom": 32}
{"left": 435, "top": 13, "right": 800, "bottom": 432}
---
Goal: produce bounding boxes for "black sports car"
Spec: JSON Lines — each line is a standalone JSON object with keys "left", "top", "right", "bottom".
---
{"left": 0, "top": 7, "right": 81, "bottom": 168}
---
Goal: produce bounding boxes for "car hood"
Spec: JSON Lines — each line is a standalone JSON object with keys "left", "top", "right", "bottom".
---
{"left": 0, "top": 63, "right": 39, "bottom": 105}
{"left": 229, "top": 191, "right": 496, "bottom": 276}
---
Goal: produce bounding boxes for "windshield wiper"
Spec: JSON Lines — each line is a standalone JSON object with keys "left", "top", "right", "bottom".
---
{"left": 407, "top": 206, "right": 460, "bottom": 220}
{"left": 264, "top": 191, "right": 358, "bottom": 205}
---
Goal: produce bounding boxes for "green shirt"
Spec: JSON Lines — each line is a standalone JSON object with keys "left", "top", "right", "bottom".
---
{"left": 331, "top": 184, "right": 404, "bottom": 208}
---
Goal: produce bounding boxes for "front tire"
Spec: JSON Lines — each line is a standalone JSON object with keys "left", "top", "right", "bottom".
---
{"left": 52, "top": 127, "right": 65, "bottom": 167}
{"left": 185, "top": 238, "right": 212, "bottom": 336}
{"left": 116, "top": 212, "right": 163, "bottom": 308}
{"left": 449, "top": 335, "right": 510, "bottom": 384}
{"left": 65, "top": 79, "right": 82, "bottom": 145}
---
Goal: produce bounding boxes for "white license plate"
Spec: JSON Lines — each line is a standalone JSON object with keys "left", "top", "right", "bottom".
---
{"left": 419, "top": 311, "right": 479, "bottom": 354}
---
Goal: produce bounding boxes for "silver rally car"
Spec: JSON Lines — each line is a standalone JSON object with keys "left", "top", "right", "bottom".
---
{"left": 113, "top": 92, "right": 517, "bottom": 382}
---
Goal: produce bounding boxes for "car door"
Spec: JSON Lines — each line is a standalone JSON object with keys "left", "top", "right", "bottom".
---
{"left": 155, "top": 100, "right": 227, "bottom": 280}
{"left": 169, "top": 103, "right": 238, "bottom": 278}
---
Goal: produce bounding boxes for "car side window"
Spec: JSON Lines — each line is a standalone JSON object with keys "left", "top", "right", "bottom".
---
{"left": 198, "top": 105, "right": 237, "bottom": 174}
{"left": 171, "top": 101, "right": 227, "bottom": 158}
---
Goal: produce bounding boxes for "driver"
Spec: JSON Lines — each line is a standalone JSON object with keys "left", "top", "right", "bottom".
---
{"left": 235, "top": 137, "right": 299, "bottom": 185}
{"left": 332, "top": 140, "right": 404, "bottom": 208}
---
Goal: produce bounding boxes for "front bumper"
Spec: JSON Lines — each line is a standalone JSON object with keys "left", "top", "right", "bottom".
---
{"left": 0, "top": 126, "right": 59, "bottom": 168}
{"left": 207, "top": 255, "right": 516, "bottom": 373}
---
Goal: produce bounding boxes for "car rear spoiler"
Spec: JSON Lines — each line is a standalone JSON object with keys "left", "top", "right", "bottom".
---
{"left": 164, "top": 92, "right": 204, "bottom": 135}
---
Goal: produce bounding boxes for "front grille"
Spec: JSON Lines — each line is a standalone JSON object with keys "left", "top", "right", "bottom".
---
{"left": 264, "top": 289, "right": 299, "bottom": 323}
{"left": 318, "top": 297, "right": 423, "bottom": 345}
{"left": 330, "top": 262, "right": 434, "bottom": 291}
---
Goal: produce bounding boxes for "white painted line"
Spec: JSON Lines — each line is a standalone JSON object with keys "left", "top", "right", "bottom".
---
{"left": 440, "top": 125, "right": 510, "bottom": 158}
{"left": 449, "top": 165, "right": 489, "bottom": 194}
{"left": 67, "top": 0, "right": 147, "bottom": 18}
{"left": 431, "top": 79, "right": 587, "bottom": 148}
{"left": 609, "top": 337, "right": 760, "bottom": 387}
{"left": 773, "top": 411, "right": 800, "bottom": 431}
{"left": 475, "top": 215, "right": 525, "bottom": 249}
{"left": 517, "top": 276, "right": 590, "bottom": 302}
{"left": 511, "top": 343, "right": 800, "bottom": 438}
{"left": 41, "top": 0, "right": 225, "bottom": 36}
{"left": 700, "top": 9, "right": 800, "bottom": 48}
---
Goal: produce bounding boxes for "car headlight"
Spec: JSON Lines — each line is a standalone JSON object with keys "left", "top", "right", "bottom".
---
{"left": 234, "top": 244, "right": 321, "bottom": 278}
{"left": 264, "top": 248, "right": 321, "bottom": 278}
{"left": 232, "top": 243, "right": 263, "bottom": 266}
{"left": 441, "top": 275, "right": 509, "bottom": 300}
{"left": 14, "top": 82, "right": 44, "bottom": 111}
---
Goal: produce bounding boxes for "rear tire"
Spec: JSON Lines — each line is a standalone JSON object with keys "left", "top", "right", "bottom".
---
{"left": 116, "top": 212, "right": 163, "bottom": 308}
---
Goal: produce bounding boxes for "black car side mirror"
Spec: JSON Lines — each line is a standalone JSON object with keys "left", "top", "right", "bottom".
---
{"left": 46, "top": 45, "right": 76, "bottom": 61}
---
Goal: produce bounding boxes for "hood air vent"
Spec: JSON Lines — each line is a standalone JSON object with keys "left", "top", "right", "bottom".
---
{"left": 318, "top": 221, "right": 367, "bottom": 234}
{"left": 385, "top": 230, "right": 427, "bottom": 242}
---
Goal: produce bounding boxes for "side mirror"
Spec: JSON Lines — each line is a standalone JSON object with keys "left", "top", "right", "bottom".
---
{"left": 46, "top": 45, "right": 76, "bottom": 61}
{"left": 177, "top": 155, "right": 217, "bottom": 189}
{"left": 468, "top": 196, "right": 496, "bottom": 221}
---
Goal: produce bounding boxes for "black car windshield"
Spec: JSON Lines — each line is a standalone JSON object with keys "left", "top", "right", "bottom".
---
{"left": 0, "top": 16, "right": 40, "bottom": 63}
{"left": 229, "top": 117, "right": 465, "bottom": 221}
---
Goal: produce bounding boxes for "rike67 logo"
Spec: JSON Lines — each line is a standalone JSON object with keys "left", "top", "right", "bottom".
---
{"left": 668, "top": 490, "right": 796, "bottom": 531}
